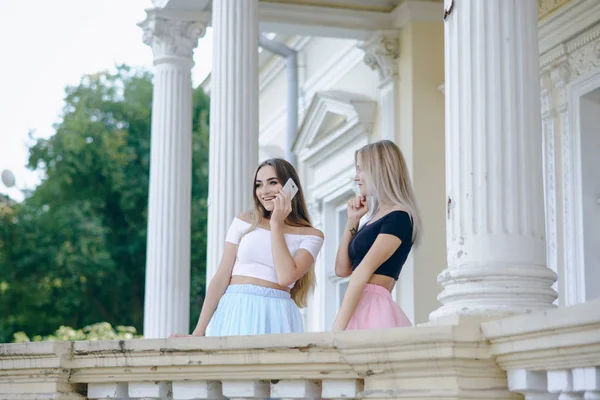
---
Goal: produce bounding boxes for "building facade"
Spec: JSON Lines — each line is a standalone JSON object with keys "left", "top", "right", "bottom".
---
{"left": 2, "top": 1, "right": 599, "bottom": 399}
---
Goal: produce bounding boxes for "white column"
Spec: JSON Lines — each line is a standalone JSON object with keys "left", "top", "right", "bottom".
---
{"left": 139, "top": 10, "right": 206, "bottom": 338}
{"left": 206, "top": 0, "right": 259, "bottom": 281}
{"left": 430, "top": 0, "right": 557, "bottom": 321}
{"left": 359, "top": 30, "right": 400, "bottom": 141}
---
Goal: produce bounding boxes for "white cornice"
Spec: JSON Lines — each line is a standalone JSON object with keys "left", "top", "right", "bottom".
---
{"left": 259, "top": 2, "right": 394, "bottom": 40}
{"left": 538, "top": 0, "right": 600, "bottom": 55}
{"left": 540, "top": 21, "right": 600, "bottom": 70}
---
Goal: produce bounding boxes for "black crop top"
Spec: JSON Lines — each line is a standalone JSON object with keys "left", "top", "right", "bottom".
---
{"left": 348, "top": 210, "right": 413, "bottom": 280}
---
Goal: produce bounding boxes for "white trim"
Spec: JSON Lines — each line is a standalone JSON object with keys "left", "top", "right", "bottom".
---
{"left": 293, "top": 91, "right": 376, "bottom": 165}
{"left": 564, "top": 67, "right": 600, "bottom": 305}
{"left": 538, "top": 0, "right": 600, "bottom": 55}
{"left": 541, "top": 110, "right": 559, "bottom": 302}
{"left": 258, "top": 2, "right": 394, "bottom": 40}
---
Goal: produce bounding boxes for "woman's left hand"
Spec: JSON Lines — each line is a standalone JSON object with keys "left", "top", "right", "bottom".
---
{"left": 270, "top": 189, "right": 292, "bottom": 227}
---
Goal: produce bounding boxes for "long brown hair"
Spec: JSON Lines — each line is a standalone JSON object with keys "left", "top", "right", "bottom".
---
{"left": 244, "top": 158, "right": 316, "bottom": 307}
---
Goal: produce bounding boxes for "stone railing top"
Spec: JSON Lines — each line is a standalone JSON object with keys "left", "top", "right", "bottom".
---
{"left": 2, "top": 303, "right": 600, "bottom": 399}
{"left": 1, "top": 323, "right": 502, "bottom": 399}
{"left": 482, "top": 298, "right": 600, "bottom": 371}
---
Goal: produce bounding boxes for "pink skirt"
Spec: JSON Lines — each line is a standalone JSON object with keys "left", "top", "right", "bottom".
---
{"left": 346, "top": 284, "right": 412, "bottom": 330}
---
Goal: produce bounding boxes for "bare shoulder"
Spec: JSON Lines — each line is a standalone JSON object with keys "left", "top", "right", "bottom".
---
{"left": 390, "top": 205, "right": 407, "bottom": 213}
{"left": 236, "top": 211, "right": 252, "bottom": 223}
{"left": 302, "top": 226, "right": 324, "bottom": 239}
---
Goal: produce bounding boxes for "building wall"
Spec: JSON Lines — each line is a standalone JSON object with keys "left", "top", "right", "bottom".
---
{"left": 395, "top": 21, "right": 445, "bottom": 324}
{"left": 257, "top": 20, "right": 446, "bottom": 330}
{"left": 255, "top": 0, "right": 600, "bottom": 331}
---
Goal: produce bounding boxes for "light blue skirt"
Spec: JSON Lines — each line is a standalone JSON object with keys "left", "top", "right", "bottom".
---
{"left": 206, "top": 284, "right": 304, "bottom": 336}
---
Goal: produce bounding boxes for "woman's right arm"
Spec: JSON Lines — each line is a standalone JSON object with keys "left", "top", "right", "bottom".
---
{"left": 190, "top": 242, "right": 238, "bottom": 336}
{"left": 334, "top": 195, "right": 368, "bottom": 278}
{"left": 334, "top": 221, "right": 356, "bottom": 278}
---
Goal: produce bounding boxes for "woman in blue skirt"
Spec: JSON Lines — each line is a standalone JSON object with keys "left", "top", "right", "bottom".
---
{"left": 174, "top": 158, "right": 324, "bottom": 336}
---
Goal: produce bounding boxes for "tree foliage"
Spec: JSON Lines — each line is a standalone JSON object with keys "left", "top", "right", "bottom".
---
{"left": 0, "top": 65, "right": 210, "bottom": 342}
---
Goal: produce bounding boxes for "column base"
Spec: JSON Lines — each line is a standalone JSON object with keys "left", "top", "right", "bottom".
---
{"left": 430, "top": 264, "right": 558, "bottom": 322}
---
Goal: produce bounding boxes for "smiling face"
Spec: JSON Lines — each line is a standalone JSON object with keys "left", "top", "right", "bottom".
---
{"left": 255, "top": 165, "right": 283, "bottom": 212}
{"left": 354, "top": 157, "right": 367, "bottom": 197}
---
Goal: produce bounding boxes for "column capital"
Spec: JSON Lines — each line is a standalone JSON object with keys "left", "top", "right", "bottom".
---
{"left": 138, "top": 10, "right": 207, "bottom": 64}
{"left": 358, "top": 30, "right": 400, "bottom": 85}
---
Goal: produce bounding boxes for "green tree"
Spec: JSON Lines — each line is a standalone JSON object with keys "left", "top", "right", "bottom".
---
{"left": 0, "top": 65, "right": 210, "bottom": 342}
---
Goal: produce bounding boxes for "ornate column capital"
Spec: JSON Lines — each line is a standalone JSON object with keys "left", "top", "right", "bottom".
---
{"left": 138, "top": 10, "right": 207, "bottom": 64}
{"left": 358, "top": 30, "right": 400, "bottom": 85}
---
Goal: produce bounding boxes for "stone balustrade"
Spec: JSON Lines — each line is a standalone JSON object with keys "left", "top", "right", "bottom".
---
{"left": 1, "top": 322, "right": 509, "bottom": 399}
{"left": 483, "top": 299, "right": 600, "bottom": 400}
{"left": 1, "top": 299, "right": 599, "bottom": 399}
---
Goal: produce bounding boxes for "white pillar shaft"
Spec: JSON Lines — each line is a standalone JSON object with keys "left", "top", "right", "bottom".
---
{"left": 140, "top": 12, "right": 205, "bottom": 338}
{"left": 431, "top": 0, "right": 557, "bottom": 320}
{"left": 206, "top": 0, "right": 259, "bottom": 281}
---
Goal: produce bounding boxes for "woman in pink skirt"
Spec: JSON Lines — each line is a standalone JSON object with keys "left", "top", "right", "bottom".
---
{"left": 332, "top": 140, "right": 422, "bottom": 331}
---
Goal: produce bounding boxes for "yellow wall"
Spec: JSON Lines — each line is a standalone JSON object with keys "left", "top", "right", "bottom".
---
{"left": 395, "top": 21, "right": 446, "bottom": 325}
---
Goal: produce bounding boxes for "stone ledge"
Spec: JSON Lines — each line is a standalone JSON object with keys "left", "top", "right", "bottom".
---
{"left": 1, "top": 323, "right": 514, "bottom": 399}
{"left": 482, "top": 298, "right": 600, "bottom": 371}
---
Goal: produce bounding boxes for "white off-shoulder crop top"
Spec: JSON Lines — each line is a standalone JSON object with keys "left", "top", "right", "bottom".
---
{"left": 225, "top": 217, "right": 324, "bottom": 289}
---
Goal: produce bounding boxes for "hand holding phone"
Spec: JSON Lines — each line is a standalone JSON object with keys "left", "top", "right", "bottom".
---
{"left": 282, "top": 178, "right": 299, "bottom": 200}
{"left": 271, "top": 178, "right": 297, "bottom": 227}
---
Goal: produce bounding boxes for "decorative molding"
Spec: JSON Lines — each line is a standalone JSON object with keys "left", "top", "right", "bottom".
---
{"left": 538, "top": 0, "right": 600, "bottom": 55}
{"left": 549, "top": 61, "right": 572, "bottom": 109}
{"left": 540, "top": 72, "right": 559, "bottom": 301}
{"left": 292, "top": 91, "right": 376, "bottom": 166}
{"left": 563, "top": 69, "right": 600, "bottom": 305}
{"left": 357, "top": 30, "right": 400, "bottom": 85}
{"left": 540, "top": 22, "right": 600, "bottom": 306}
{"left": 568, "top": 27, "right": 600, "bottom": 77}
{"left": 138, "top": 10, "right": 207, "bottom": 62}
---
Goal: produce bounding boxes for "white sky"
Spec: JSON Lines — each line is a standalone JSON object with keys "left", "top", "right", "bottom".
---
{"left": 0, "top": 0, "right": 213, "bottom": 201}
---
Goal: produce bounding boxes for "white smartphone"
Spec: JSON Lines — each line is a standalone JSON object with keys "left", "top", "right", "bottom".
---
{"left": 282, "top": 177, "right": 299, "bottom": 200}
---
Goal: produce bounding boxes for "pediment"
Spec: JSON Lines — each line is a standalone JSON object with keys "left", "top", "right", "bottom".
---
{"left": 292, "top": 91, "right": 376, "bottom": 157}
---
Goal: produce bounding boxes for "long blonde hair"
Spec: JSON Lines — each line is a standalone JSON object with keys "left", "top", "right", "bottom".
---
{"left": 356, "top": 140, "right": 422, "bottom": 246}
{"left": 243, "top": 158, "right": 316, "bottom": 308}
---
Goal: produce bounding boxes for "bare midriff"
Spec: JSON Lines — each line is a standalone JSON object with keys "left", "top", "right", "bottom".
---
{"left": 229, "top": 275, "right": 291, "bottom": 292}
{"left": 367, "top": 274, "right": 396, "bottom": 292}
